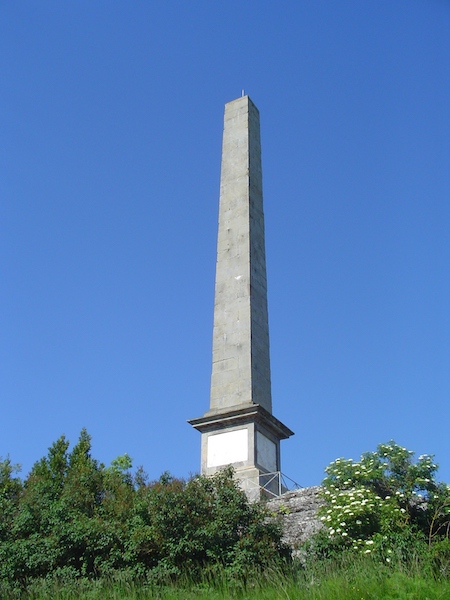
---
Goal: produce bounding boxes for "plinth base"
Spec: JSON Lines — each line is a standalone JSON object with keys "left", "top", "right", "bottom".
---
{"left": 188, "top": 404, "right": 294, "bottom": 500}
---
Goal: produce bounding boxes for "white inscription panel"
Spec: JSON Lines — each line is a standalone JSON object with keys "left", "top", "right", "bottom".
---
{"left": 256, "top": 431, "right": 277, "bottom": 472}
{"left": 207, "top": 429, "right": 248, "bottom": 468}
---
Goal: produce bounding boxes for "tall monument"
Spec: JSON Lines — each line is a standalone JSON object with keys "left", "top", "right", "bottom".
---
{"left": 188, "top": 95, "right": 293, "bottom": 498}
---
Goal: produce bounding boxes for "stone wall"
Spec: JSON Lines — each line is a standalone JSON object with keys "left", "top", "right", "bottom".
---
{"left": 267, "top": 486, "right": 323, "bottom": 554}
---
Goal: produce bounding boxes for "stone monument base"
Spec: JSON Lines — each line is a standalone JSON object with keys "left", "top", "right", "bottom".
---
{"left": 188, "top": 404, "right": 293, "bottom": 500}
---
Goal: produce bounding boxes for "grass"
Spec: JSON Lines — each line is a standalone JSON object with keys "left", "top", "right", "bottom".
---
{"left": 2, "top": 556, "right": 449, "bottom": 599}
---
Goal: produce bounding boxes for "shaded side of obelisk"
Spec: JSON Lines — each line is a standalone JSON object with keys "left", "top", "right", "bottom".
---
{"left": 188, "top": 96, "right": 293, "bottom": 499}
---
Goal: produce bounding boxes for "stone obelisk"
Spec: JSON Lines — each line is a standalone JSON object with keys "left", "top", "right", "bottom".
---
{"left": 189, "top": 95, "right": 293, "bottom": 498}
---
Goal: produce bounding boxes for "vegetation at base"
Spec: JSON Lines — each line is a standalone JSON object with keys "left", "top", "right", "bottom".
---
{"left": 314, "top": 440, "right": 450, "bottom": 557}
{"left": 0, "top": 429, "right": 287, "bottom": 595}
{"left": 0, "top": 434, "right": 449, "bottom": 598}
{"left": 1, "top": 555, "right": 450, "bottom": 599}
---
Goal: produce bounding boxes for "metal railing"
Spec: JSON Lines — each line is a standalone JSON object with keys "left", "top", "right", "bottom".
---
{"left": 241, "top": 471, "right": 301, "bottom": 499}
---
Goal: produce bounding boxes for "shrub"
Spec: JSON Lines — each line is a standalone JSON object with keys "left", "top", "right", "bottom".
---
{"left": 316, "top": 441, "right": 450, "bottom": 558}
{"left": 0, "top": 432, "right": 288, "bottom": 587}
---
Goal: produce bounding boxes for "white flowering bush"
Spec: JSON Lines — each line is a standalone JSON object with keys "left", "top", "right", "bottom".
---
{"left": 319, "top": 485, "right": 407, "bottom": 552}
{"left": 317, "top": 441, "right": 449, "bottom": 556}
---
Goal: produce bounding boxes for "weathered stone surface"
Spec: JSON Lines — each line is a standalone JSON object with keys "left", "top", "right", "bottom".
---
{"left": 210, "top": 96, "right": 271, "bottom": 413}
{"left": 188, "top": 96, "right": 293, "bottom": 498}
{"left": 267, "top": 487, "right": 324, "bottom": 553}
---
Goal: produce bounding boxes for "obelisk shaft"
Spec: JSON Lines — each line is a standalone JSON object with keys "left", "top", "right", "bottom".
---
{"left": 209, "top": 96, "right": 272, "bottom": 414}
{"left": 188, "top": 96, "right": 293, "bottom": 493}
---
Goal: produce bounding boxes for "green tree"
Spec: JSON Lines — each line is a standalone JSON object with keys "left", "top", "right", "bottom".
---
{"left": 0, "top": 457, "right": 22, "bottom": 542}
{"left": 129, "top": 467, "right": 288, "bottom": 580}
{"left": 0, "top": 431, "right": 288, "bottom": 587}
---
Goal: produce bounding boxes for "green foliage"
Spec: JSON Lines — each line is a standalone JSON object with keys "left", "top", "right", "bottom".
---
{"left": 0, "top": 457, "right": 22, "bottom": 542}
{"left": 2, "top": 433, "right": 449, "bottom": 597}
{"left": 316, "top": 441, "right": 450, "bottom": 559}
{"left": 123, "top": 466, "right": 288, "bottom": 581}
{"left": 108, "top": 453, "right": 133, "bottom": 476}
{"left": 0, "top": 432, "right": 287, "bottom": 590}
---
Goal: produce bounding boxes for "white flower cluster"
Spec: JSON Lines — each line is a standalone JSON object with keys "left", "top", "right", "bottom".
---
{"left": 320, "top": 486, "right": 382, "bottom": 538}
{"left": 319, "top": 442, "right": 443, "bottom": 555}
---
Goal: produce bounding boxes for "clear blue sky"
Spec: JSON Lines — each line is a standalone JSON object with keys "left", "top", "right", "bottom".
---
{"left": 1, "top": 1, "right": 449, "bottom": 487}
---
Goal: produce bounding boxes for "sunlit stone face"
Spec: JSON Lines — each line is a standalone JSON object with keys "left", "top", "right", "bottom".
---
{"left": 206, "top": 429, "right": 248, "bottom": 468}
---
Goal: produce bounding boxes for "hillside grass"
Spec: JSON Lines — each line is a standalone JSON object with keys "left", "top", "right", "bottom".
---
{"left": 3, "top": 555, "right": 449, "bottom": 600}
